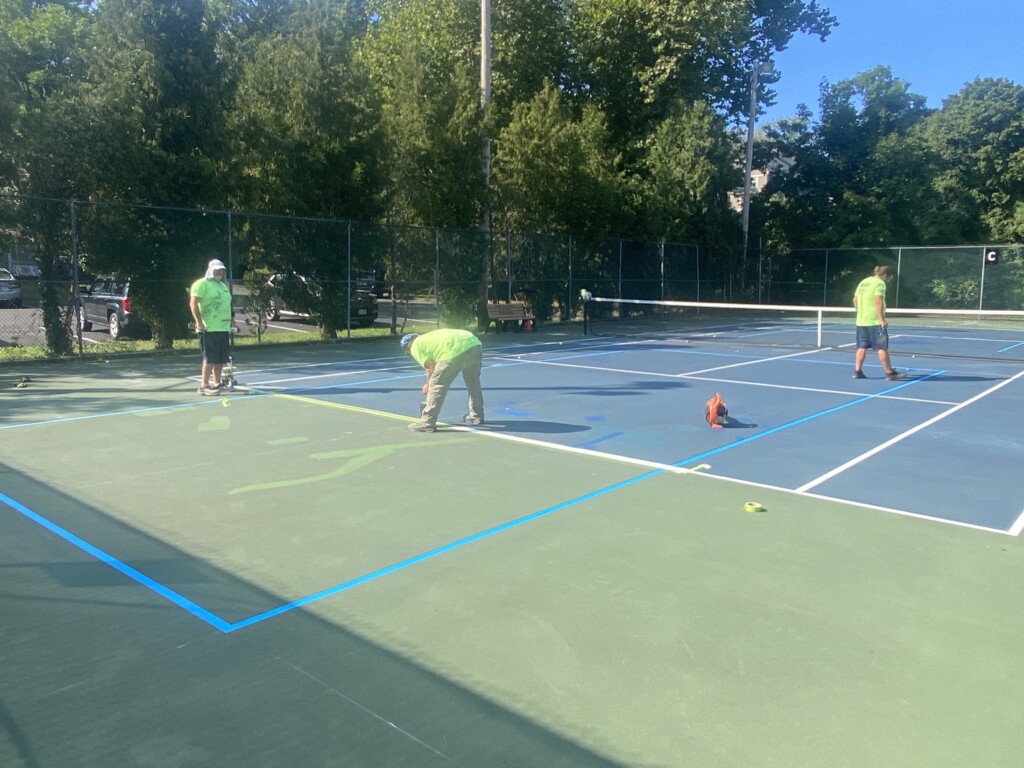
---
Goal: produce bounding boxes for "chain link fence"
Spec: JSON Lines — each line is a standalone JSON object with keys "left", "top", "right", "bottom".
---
{"left": 760, "top": 245, "right": 1024, "bottom": 310}
{"left": 1, "top": 194, "right": 1021, "bottom": 359}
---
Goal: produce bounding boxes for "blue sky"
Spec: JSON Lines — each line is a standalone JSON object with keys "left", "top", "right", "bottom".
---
{"left": 762, "top": 0, "right": 1024, "bottom": 122}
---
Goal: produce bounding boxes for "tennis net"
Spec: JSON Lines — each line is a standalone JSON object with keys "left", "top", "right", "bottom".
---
{"left": 587, "top": 298, "right": 1024, "bottom": 362}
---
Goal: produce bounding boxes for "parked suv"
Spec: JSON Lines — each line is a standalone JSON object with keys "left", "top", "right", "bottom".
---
{"left": 265, "top": 273, "right": 378, "bottom": 328}
{"left": 0, "top": 268, "right": 22, "bottom": 307}
{"left": 77, "top": 277, "right": 145, "bottom": 339}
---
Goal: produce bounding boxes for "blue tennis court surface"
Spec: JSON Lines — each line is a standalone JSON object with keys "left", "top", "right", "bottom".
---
{"left": 236, "top": 335, "right": 1024, "bottom": 534}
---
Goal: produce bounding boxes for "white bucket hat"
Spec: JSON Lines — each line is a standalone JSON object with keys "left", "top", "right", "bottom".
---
{"left": 205, "top": 259, "right": 227, "bottom": 279}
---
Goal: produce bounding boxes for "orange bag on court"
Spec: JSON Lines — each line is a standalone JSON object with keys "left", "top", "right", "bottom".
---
{"left": 705, "top": 393, "right": 728, "bottom": 429}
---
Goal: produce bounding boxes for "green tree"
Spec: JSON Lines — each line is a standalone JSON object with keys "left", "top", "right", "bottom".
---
{"left": 567, "top": 0, "right": 837, "bottom": 152}
{"left": 759, "top": 67, "right": 935, "bottom": 249}
{"left": 74, "top": 0, "right": 229, "bottom": 348}
{"left": 361, "top": 0, "right": 484, "bottom": 228}
{"left": 229, "top": 0, "right": 384, "bottom": 221}
{"left": 638, "top": 99, "right": 739, "bottom": 244}
{"left": 921, "top": 78, "right": 1024, "bottom": 243}
{"left": 492, "top": 81, "right": 624, "bottom": 236}
{"left": 0, "top": 0, "right": 96, "bottom": 355}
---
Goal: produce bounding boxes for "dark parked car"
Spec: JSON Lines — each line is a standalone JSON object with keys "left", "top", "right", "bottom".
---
{"left": 357, "top": 269, "right": 386, "bottom": 297}
{"left": 265, "top": 273, "right": 378, "bottom": 328}
{"left": 0, "top": 268, "right": 22, "bottom": 307}
{"left": 77, "top": 277, "right": 145, "bottom": 339}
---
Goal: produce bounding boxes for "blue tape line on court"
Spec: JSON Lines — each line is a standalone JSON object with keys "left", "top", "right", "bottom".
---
{"left": 0, "top": 491, "right": 234, "bottom": 633}
{"left": 227, "top": 470, "right": 661, "bottom": 631}
{"left": 0, "top": 399, "right": 224, "bottom": 431}
{"left": 2, "top": 469, "right": 667, "bottom": 633}
{"left": 670, "top": 371, "right": 943, "bottom": 468}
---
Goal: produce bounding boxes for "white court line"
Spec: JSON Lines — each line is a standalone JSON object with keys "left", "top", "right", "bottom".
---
{"left": 226, "top": 346, "right": 1019, "bottom": 535}
{"left": 446, "top": 427, "right": 694, "bottom": 474}
{"left": 493, "top": 355, "right": 959, "bottom": 406}
{"left": 445, "top": 425, "right": 1015, "bottom": 536}
{"left": 797, "top": 367, "right": 1024, "bottom": 493}
{"left": 255, "top": 366, "right": 413, "bottom": 387}
{"left": 1009, "top": 510, "right": 1024, "bottom": 537}
{"left": 676, "top": 374, "right": 959, "bottom": 406}
{"left": 210, "top": 368, "right": 1015, "bottom": 536}
{"left": 672, "top": 347, "right": 824, "bottom": 376}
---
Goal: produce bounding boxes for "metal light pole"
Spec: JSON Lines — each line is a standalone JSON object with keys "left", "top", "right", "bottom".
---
{"left": 480, "top": 0, "right": 491, "bottom": 206}
{"left": 741, "top": 61, "right": 773, "bottom": 290}
{"left": 477, "top": 0, "right": 492, "bottom": 315}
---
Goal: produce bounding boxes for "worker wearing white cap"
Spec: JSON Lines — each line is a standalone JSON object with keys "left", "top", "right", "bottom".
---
{"left": 189, "top": 259, "right": 232, "bottom": 395}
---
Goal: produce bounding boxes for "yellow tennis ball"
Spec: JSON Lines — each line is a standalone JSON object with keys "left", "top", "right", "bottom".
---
{"left": 221, "top": 398, "right": 230, "bottom": 407}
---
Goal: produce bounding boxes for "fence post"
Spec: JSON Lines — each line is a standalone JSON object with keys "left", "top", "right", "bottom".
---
{"left": 505, "top": 231, "right": 512, "bottom": 301}
{"left": 618, "top": 239, "right": 623, "bottom": 299}
{"left": 70, "top": 199, "right": 82, "bottom": 357}
{"left": 823, "top": 249, "right": 829, "bottom": 306}
{"left": 695, "top": 244, "right": 700, "bottom": 303}
{"left": 894, "top": 247, "right": 902, "bottom": 308}
{"left": 659, "top": 241, "right": 665, "bottom": 301}
{"left": 978, "top": 245, "right": 986, "bottom": 310}
{"left": 567, "top": 234, "right": 573, "bottom": 321}
{"left": 226, "top": 209, "right": 233, "bottom": 280}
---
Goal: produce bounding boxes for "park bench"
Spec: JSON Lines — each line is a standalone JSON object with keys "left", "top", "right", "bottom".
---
{"left": 485, "top": 300, "right": 536, "bottom": 332}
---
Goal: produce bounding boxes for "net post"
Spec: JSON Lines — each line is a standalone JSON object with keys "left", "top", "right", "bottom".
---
{"left": 817, "top": 308, "right": 823, "bottom": 347}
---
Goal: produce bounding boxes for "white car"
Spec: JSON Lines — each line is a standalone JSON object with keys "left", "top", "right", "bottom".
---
{"left": 0, "top": 268, "right": 22, "bottom": 307}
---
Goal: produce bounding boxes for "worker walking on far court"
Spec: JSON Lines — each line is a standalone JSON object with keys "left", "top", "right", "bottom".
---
{"left": 852, "top": 265, "right": 903, "bottom": 381}
{"left": 401, "top": 329, "right": 484, "bottom": 432}
{"left": 580, "top": 288, "right": 594, "bottom": 335}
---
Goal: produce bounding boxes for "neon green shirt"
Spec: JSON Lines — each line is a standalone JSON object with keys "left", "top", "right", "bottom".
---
{"left": 410, "top": 329, "right": 481, "bottom": 366}
{"left": 190, "top": 278, "right": 232, "bottom": 331}
{"left": 854, "top": 276, "right": 886, "bottom": 326}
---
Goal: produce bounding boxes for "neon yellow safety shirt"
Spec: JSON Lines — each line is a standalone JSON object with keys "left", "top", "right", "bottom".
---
{"left": 409, "top": 329, "right": 481, "bottom": 366}
{"left": 854, "top": 276, "right": 886, "bottom": 326}
{"left": 190, "top": 278, "right": 232, "bottom": 332}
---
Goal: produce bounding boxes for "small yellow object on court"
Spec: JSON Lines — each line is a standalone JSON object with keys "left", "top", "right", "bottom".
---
{"left": 221, "top": 398, "right": 230, "bottom": 407}
{"left": 743, "top": 501, "right": 764, "bottom": 513}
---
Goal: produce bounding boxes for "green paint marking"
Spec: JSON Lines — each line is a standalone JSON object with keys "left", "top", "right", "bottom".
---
{"left": 266, "top": 437, "right": 309, "bottom": 446}
{"left": 229, "top": 438, "right": 463, "bottom": 495}
{"left": 199, "top": 416, "right": 231, "bottom": 432}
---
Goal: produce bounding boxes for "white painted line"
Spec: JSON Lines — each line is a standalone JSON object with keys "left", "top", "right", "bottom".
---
{"left": 677, "top": 374, "right": 959, "bottom": 406}
{"left": 674, "top": 347, "right": 825, "bottom": 376}
{"left": 452, "top": 425, "right": 1014, "bottom": 535}
{"left": 496, "top": 356, "right": 958, "bottom": 406}
{"left": 448, "top": 426, "right": 693, "bottom": 474}
{"left": 797, "top": 489, "right": 1018, "bottom": 536}
{"left": 797, "top": 367, "right": 1024, "bottom": 492}
{"left": 1009, "top": 509, "right": 1024, "bottom": 537}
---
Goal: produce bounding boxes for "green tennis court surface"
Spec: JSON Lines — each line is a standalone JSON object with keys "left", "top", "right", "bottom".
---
{"left": 2, "top": 345, "right": 1023, "bottom": 767}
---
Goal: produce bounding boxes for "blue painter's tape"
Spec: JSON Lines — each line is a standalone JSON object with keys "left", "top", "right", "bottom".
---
{"left": 0, "top": 491, "right": 233, "bottom": 633}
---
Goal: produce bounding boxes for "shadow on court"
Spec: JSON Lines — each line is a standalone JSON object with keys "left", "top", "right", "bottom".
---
{"left": 469, "top": 419, "right": 589, "bottom": 434}
{"left": 0, "top": 464, "right": 627, "bottom": 768}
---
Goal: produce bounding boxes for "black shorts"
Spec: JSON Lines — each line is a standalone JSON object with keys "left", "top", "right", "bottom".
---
{"left": 201, "top": 331, "right": 230, "bottom": 364}
{"left": 856, "top": 326, "right": 888, "bottom": 350}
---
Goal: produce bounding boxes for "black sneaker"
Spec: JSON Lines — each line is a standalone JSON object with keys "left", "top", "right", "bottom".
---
{"left": 408, "top": 421, "right": 436, "bottom": 433}
{"left": 885, "top": 370, "right": 904, "bottom": 381}
{"left": 851, "top": 370, "right": 867, "bottom": 379}
{"left": 463, "top": 414, "right": 484, "bottom": 425}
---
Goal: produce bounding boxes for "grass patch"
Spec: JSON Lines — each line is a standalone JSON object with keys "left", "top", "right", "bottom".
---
{"left": 0, "top": 322, "right": 438, "bottom": 365}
